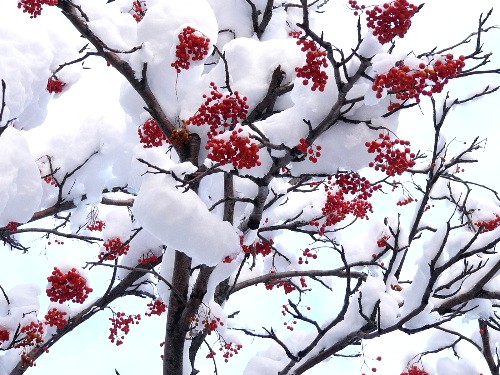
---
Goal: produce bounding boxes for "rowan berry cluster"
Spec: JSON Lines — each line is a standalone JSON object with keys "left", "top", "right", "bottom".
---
{"left": 4, "top": 222, "right": 19, "bottom": 232}
{"left": 46, "top": 77, "right": 65, "bottom": 93}
{"left": 365, "top": 1, "right": 419, "bottom": 44}
{"left": 297, "top": 138, "right": 322, "bottom": 163}
{"left": 396, "top": 196, "right": 415, "bottom": 206}
{"left": 108, "top": 312, "right": 141, "bottom": 346}
{"left": 241, "top": 237, "right": 274, "bottom": 257}
{"left": 46, "top": 267, "right": 93, "bottom": 304}
{"left": 44, "top": 308, "right": 68, "bottom": 329}
{"left": 145, "top": 300, "right": 167, "bottom": 317}
{"left": 139, "top": 254, "right": 160, "bottom": 265}
{"left": 15, "top": 322, "right": 44, "bottom": 348}
{"left": 265, "top": 279, "right": 296, "bottom": 294}
{"left": 205, "top": 130, "right": 261, "bottom": 169}
{"left": 43, "top": 175, "right": 59, "bottom": 187}
{"left": 0, "top": 329, "right": 10, "bottom": 342}
{"left": 333, "top": 171, "right": 381, "bottom": 200}
{"left": 294, "top": 37, "right": 329, "bottom": 91}
{"left": 475, "top": 215, "right": 500, "bottom": 233}
{"left": 17, "top": 0, "right": 58, "bottom": 18}
{"left": 138, "top": 119, "right": 167, "bottom": 148}
{"left": 221, "top": 342, "right": 243, "bottom": 362}
{"left": 171, "top": 27, "right": 210, "bottom": 73}
{"left": 298, "top": 248, "right": 317, "bottom": 265}
{"left": 169, "top": 126, "right": 191, "bottom": 146}
{"left": 373, "top": 54, "right": 466, "bottom": 110}
{"left": 86, "top": 220, "right": 105, "bottom": 231}
{"left": 99, "top": 238, "right": 130, "bottom": 261}
{"left": 401, "top": 366, "right": 429, "bottom": 375}
{"left": 203, "top": 316, "right": 223, "bottom": 334}
{"left": 376, "top": 234, "right": 390, "bottom": 247}
{"left": 311, "top": 190, "right": 374, "bottom": 235}
{"left": 310, "top": 173, "right": 379, "bottom": 235}
{"left": 130, "top": 1, "right": 146, "bottom": 22}
{"left": 186, "top": 82, "right": 249, "bottom": 137}
{"left": 47, "top": 238, "right": 64, "bottom": 246}
{"left": 347, "top": 0, "right": 366, "bottom": 16}
{"left": 366, "top": 134, "right": 416, "bottom": 176}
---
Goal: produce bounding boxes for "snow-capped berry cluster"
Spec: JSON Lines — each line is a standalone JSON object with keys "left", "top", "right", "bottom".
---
{"left": 366, "top": 134, "right": 416, "bottom": 176}
{"left": 171, "top": 26, "right": 211, "bottom": 73}
{"left": 365, "top": 1, "right": 419, "bottom": 44}
{"left": 0, "top": 329, "right": 10, "bottom": 342}
{"left": 186, "top": 82, "right": 249, "bottom": 137}
{"left": 15, "top": 322, "right": 44, "bottom": 348}
{"left": 130, "top": 1, "right": 146, "bottom": 22}
{"left": 206, "top": 129, "right": 261, "bottom": 169}
{"left": 376, "top": 234, "right": 390, "bottom": 247}
{"left": 46, "top": 267, "right": 93, "bottom": 304}
{"left": 138, "top": 119, "right": 167, "bottom": 148}
{"left": 108, "top": 312, "right": 141, "bottom": 346}
{"left": 86, "top": 220, "right": 105, "bottom": 231}
{"left": 475, "top": 215, "right": 500, "bottom": 233}
{"left": 241, "top": 237, "right": 274, "bottom": 257}
{"left": 373, "top": 54, "right": 466, "bottom": 111}
{"left": 46, "top": 77, "right": 65, "bottom": 93}
{"left": 396, "top": 196, "right": 415, "bottom": 206}
{"left": 293, "top": 36, "right": 329, "bottom": 91}
{"left": 44, "top": 308, "right": 68, "bottom": 329}
{"left": 297, "top": 138, "right": 322, "bottom": 163}
{"left": 145, "top": 300, "right": 167, "bottom": 317}
{"left": 17, "top": 0, "right": 57, "bottom": 18}
{"left": 42, "top": 174, "right": 59, "bottom": 187}
{"left": 401, "top": 366, "right": 429, "bottom": 375}
{"left": 138, "top": 254, "right": 160, "bottom": 265}
{"left": 99, "top": 238, "right": 130, "bottom": 261}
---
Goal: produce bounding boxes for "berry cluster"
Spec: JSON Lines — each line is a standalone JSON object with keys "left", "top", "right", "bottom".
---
{"left": 396, "top": 196, "right": 415, "bottom": 206}
{"left": 372, "top": 54, "right": 466, "bottom": 110}
{"left": 297, "top": 138, "right": 322, "bottom": 163}
{"left": 241, "top": 237, "right": 274, "bottom": 257}
{"left": 401, "top": 366, "right": 429, "bottom": 375}
{"left": 46, "top": 267, "right": 93, "bottom": 304}
{"left": 298, "top": 247, "right": 318, "bottom": 265}
{"left": 47, "top": 238, "right": 64, "bottom": 246}
{"left": 145, "top": 300, "right": 167, "bottom": 317}
{"left": 130, "top": 1, "right": 146, "bottom": 22}
{"left": 294, "top": 37, "right": 329, "bottom": 91}
{"left": 0, "top": 329, "right": 10, "bottom": 342}
{"left": 347, "top": 0, "right": 366, "bottom": 16}
{"left": 365, "top": 1, "right": 419, "bottom": 44}
{"left": 310, "top": 173, "right": 379, "bottom": 235}
{"left": 17, "top": 0, "right": 57, "bottom": 18}
{"left": 171, "top": 27, "right": 210, "bottom": 73}
{"left": 366, "top": 134, "right": 416, "bottom": 176}
{"left": 44, "top": 308, "right": 68, "bottom": 329}
{"left": 139, "top": 254, "right": 160, "bottom": 265}
{"left": 475, "top": 215, "right": 500, "bottom": 233}
{"left": 205, "top": 130, "right": 261, "bottom": 169}
{"left": 203, "top": 316, "right": 224, "bottom": 334}
{"left": 108, "top": 312, "right": 141, "bottom": 346}
{"left": 220, "top": 342, "right": 243, "bottom": 362}
{"left": 99, "top": 237, "right": 130, "bottom": 261}
{"left": 4, "top": 222, "right": 19, "bottom": 232}
{"left": 138, "top": 119, "right": 167, "bottom": 148}
{"left": 265, "top": 278, "right": 296, "bottom": 294}
{"left": 186, "top": 82, "right": 249, "bottom": 137}
{"left": 46, "top": 77, "right": 65, "bottom": 93}
{"left": 15, "top": 322, "right": 44, "bottom": 348}
{"left": 43, "top": 175, "right": 59, "bottom": 187}
{"left": 86, "top": 220, "right": 105, "bottom": 232}
{"left": 376, "top": 234, "right": 390, "bottom": 247}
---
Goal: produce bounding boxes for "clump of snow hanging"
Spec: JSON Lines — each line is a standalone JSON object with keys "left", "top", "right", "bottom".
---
{"left": 0, "top": 127, "right": 42, "bottom": 226}
{"left": 133, "top": 173, "right": 240, "bottom": 266}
